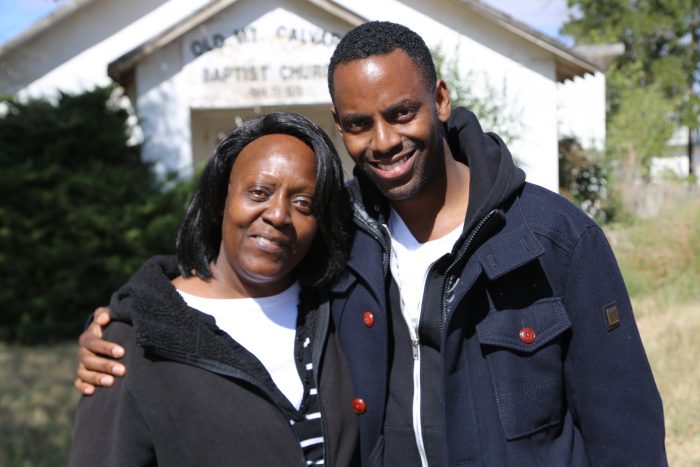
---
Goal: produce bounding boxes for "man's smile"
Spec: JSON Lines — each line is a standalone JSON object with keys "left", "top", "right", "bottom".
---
{"left": 366, "top": 150, "right": 417, "bottom": 179}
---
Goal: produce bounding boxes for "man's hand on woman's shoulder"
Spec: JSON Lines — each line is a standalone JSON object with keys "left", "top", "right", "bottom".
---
{"left": 74, "top": 307, "right": 126, "bottom": 395}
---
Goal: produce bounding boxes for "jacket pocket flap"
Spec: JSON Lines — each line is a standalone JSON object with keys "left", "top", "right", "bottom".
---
{"left": 477, "top": 224, "right": 545, "bottom": 281}
{"left": 476, "top": 298, "right": 570, "bottom": 352}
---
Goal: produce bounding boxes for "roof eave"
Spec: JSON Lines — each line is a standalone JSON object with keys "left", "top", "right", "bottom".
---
{"left": 0, "top": 0, "right": 97, "bottom": 59}
{"left": 109, "top": 0, "right": 366, "bottom": 85}
{"left": 109, "top": 0, "right": 240, "bottom": 83}
{"left": 455, "top": 0, "right": 600, "bottom": 81}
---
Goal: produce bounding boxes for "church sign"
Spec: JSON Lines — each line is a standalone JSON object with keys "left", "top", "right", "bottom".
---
{"left": 184, "top": 10, "right": 340, "bottom": 108}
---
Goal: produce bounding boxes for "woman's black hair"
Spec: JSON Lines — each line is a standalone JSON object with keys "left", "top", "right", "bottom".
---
{"left": 176, "top": 112, "right": 350, "bottom": 290}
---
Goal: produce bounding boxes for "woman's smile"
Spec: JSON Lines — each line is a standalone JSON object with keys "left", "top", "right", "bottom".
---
{"left": 249, "top": 232, "right": 291, "bottom": 254}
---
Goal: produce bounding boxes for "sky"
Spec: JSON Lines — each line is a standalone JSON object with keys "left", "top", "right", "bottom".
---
{"left": 0, "top": 0, "right": 572, "bottom": 47}
{"left": 483, "top": 0, "right": 571, "bottom": 39}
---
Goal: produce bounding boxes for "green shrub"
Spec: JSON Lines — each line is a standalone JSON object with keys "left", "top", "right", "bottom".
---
{"left": 558, "top": 136, "right": 620, "bottom": 223}
{"left": 0, "top": 87, "right": 192, "bottom": 343}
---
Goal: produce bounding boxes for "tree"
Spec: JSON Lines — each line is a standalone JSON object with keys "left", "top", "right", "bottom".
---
{"left": 432, "top": 45, "right": 522, "bottom": 145}
{"left": 563, "top": 0, "right": 700, "bottom": 176}
{"left": 607, "top": 85, "right": 676, "bottom": 176}
{"left": 0, "top": 87, "right": 192, "bottom": 343}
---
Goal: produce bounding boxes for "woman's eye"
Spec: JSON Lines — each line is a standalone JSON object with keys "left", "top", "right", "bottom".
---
{"left": 293, "top": 197, "right": 314, "bottom": 213}
{"left": 249, "top": 188, "right": 268, "bottom": 200}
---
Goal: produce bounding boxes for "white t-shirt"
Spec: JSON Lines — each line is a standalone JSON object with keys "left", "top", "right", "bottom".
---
{"left": 176, "top": 282, "right": 303, "bottom": 409}
{"left": 387, "top": 207, "right": 463, "bottom": 328}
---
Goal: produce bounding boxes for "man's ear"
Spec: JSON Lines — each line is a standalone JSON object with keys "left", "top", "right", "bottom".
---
{"left": 435, "top": 79, "right": 452, "bottom": 123}
{"left": 331, "top": 106, "right": 343, "bottom": 134}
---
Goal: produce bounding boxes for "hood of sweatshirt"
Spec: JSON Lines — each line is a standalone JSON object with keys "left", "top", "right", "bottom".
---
{"left": 110, "top": 256, "right": 238, "bottom": 358}
{"left": 446, "top": 107, "right": 526, "bottom": 235}
{"left": 109, "top": 255, "right": 281, "bottom": 380}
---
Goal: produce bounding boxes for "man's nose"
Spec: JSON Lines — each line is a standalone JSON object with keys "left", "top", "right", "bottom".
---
{"left": 370, "top": 120, "right": 401, "bottom": 156}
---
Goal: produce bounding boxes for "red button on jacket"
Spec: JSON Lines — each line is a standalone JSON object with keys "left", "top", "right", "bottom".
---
{"left": 352, "top": 398, "right": 367, "bottom": 414}
{"left": 363, "top": 311, "right": 375, "bottom": 328}
{"left": 519, "top": 327, "right": 536, "bottom": 344}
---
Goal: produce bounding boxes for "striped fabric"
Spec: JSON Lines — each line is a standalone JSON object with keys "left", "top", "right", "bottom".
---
{"left": 290, "top": 336, "right": 325, "bottom": 465}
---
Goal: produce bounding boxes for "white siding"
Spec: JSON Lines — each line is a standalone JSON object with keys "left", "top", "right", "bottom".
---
{"left": 0, "top": 0, "right": 210, "bottom": 98}
{"left": 335, "top": 0, "right": 562, "bottom": 190}
{"left": 557, "top": 72, "right": 606, "bottom": 150}
{"left": 1, "top": 0, "right": 606, "bottom": 192}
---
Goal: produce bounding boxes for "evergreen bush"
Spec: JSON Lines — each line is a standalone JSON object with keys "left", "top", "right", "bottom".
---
{"left": 0, "top": 87, "right": 192, "bottom": 343}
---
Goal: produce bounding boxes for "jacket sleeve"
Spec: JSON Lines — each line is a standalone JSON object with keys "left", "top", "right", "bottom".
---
{"left": 69, "top": 322, "right": 155, "bottom": 467}
{"left": 563, "top": 225, "right": 667, "bottom": 466}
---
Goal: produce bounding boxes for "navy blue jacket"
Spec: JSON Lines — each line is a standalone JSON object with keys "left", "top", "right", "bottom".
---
{"left": 330, "top": 108, "right": 667, "bottom": 466}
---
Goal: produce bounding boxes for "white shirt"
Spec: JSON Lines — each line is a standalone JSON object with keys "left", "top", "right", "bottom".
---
{"left": 388, "top": 207, "right": 463, "bottom": 327}
{"left": 386, "top": 207, "right": 464, "bottom": 467}
{"left": 176, "top": 282, "right": 303, "bottom": 409}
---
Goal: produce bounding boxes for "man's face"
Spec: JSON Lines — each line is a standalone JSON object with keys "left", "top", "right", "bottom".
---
{"left": 331, "top": 49, "right": 451, "bottom": 201}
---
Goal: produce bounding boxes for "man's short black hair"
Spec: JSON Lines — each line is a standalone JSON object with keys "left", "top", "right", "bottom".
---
{"left": 328, "top": 21, "right": 437, "bottom": 98}
{"left": 176, "top": 112, "right": 350, "bottom": 290}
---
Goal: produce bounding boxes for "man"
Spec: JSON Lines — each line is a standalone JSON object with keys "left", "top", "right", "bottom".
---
{"left": 76, "top": 21, "right": 667, "bottom": 466}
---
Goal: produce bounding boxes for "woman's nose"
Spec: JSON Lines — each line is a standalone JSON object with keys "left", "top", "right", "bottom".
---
{"left": 261, "top": 194, "right": 291, "bottom": 226}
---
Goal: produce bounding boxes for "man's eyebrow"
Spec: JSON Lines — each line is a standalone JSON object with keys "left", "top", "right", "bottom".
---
{"left": 340, "top": 99, "right": 421, "bottom": 121}
{"left": 339, "top": 112, "right": 370, "bottom": 123}
{"left": 383, "top": 99, "right": 421, "bottom": 115}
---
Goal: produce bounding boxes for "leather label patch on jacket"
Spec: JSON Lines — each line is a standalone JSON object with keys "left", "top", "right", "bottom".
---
{"left": 603, "top": 303, "right": 620, "bottom": 331}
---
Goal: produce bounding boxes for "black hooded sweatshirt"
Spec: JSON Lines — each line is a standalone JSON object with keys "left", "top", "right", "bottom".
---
{"left": 70, "top": 256, "right": 359, "bottom": 467}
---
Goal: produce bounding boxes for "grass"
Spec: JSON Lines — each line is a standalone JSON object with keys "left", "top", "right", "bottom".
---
{"left": 0, "top": 341, "right": 80, "bottom": 466}
{"left": 1, "top": 196, "right": 698, "bottom": 466}
{"left": 606, "top": 195, "right": 700, "bottom": 466}
{"left": 635, "top": 299, "right": 700, "bottom": 466}
{"left": 609, "top": 195, "right": 700, "bottom": 304}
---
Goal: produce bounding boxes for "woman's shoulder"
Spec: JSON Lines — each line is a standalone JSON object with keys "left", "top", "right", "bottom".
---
{"left": 102, "top": 320, "right": 139, "bottom": 356}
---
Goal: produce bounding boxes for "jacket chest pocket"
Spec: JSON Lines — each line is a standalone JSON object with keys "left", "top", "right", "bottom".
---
{"left": 476, "top": 298, "right": 571, "bottom": 440}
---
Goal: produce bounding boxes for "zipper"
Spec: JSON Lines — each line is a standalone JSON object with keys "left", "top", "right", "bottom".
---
{"left": 438, "top": 209, "right": 503, "bottom": 340}
{"left": 403, "top": 317, "right": 429, "bottom": 467}
{"left": 318, "top": 384, "right": 330, "bottom": 467}
{"left": 313, "top": 301, "right": 331, "bottom": 467}
{"left": 395, "top": 254, "right": 433, "bottom": 467}
{"left": 411, "top": 333, "right": 429, "bottom": 467}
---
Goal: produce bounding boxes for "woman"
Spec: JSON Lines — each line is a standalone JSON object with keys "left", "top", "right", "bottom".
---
{"left": 69, "top": 112, "right": 358, "bottom": 466}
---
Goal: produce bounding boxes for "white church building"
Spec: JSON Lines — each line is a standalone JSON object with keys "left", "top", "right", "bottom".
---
{"left": 0, "top": 0, "right": 606, "bottom": 192}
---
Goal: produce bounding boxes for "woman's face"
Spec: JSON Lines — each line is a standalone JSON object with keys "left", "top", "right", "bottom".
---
{"left": 218, "top": 133, "right": 318, "bottom": 297}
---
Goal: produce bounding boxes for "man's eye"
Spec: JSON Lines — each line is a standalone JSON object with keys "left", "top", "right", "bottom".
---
{"left": 394, "top": 108, "right": 415, "bottom": 121}
{"left": 344, "top": 119, "right": 369, "bottom": 133}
